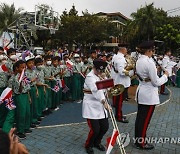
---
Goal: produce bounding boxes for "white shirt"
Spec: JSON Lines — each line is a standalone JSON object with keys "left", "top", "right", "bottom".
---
{"left": 82, "top": 70, "right": 108, "bottom": 119}
{"left": 111, "top": 52, "right": 131, "bottom": 88}
{"left": 135, "top": 55, "right": 168, "bottom": 105}
{"left": 162, "top": 55, "right": 176, "bottom": 76}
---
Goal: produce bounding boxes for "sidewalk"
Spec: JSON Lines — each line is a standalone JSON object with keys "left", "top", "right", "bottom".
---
{"left": 22, "top": 87, "right": 180, "bottom": 154}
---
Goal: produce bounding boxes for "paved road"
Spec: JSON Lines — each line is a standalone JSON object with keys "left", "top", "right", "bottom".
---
{"left": 22, "top": 87, "right": 180, "bottom": 154}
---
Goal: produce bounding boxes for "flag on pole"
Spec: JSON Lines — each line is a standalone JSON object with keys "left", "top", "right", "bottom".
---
{"left": 52, "top": 84, "right": 60, "bottom": 93}
{"left": 62, "top": 85, "right": 70, "bottom": 93}
{"left": 79, "top": 72, "right": 86, "bottom": 78}
{"left": 22, "top": 75, "right": 31, "bottom": 85}
{"left": 58, "top": 79, "right": 65, "bottom": 88}
{"left": 106, "top": 129, "right": 119, "bottom": 154}
{"left": 5, "top": 98, "right": 16, "bottom": 110}
{"left": 0, "top": 87, "right": 16, "bottom": 110}
{"left": 18, "top": 69, "right": 25, "bottom": 83}
{"left": 66, "top": 60, "right": 73, "bottom": 73}
{"left": 0, "top": 64, "right": 8, "bottom": 73}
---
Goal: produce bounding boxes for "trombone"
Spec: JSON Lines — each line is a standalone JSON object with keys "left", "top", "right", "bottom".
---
{"left": 97, "top": 74, "right": 126, "bottom": 154}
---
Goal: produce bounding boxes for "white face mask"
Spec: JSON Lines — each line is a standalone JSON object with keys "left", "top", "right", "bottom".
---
{"left": 0, "top": 55, "right": 4, "bottom": 60}
{"left": 1, "top": 60, "right": 7, "bottom": 64}
{"left": 10, "top": 55, "right": 18, "bottom": 61}
{"left": 46, "top": 61, "right": 52, "bottom": 66}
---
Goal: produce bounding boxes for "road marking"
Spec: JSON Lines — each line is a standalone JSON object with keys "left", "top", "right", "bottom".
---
{"left": 37, "top": 122, "right": 86, "bottom": 129}
{"left": 125, "top": 87, "right": 171, "bottom": 117}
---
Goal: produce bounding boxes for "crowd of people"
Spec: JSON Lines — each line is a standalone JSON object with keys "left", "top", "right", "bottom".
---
{"left": 0, "top": 44, "right": 179, "bottom": 153}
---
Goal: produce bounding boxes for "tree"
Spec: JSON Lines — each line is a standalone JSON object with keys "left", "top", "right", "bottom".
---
{"left": 125, "top": 3, "right": 168, "bottom": 47}
{"left": 154, "top": 24, "right": 180, "bottom": 50}
{"left": 0, "top": 3, "right": 23, "bottom": 32}
{"left": 58, "top": 6, "right": 119, "bottom": 52}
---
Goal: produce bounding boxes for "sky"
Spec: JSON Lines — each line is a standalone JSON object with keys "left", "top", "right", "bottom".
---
{"left": 0, "top": 0, "right": 180, "bottom": 18}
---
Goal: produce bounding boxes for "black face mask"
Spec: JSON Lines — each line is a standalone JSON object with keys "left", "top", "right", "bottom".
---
{"left": 84, "top": 61, "right": 88, "bottom": 64}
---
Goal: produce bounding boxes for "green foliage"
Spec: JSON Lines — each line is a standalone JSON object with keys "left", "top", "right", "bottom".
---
{"left": 0, "top": 3, "right": 23, "bottom": 31}
{"left": 58, "top": 5, "right": 119, "bottom": 51}
{"left": 125, "top": 3, "right": 168, "bottom": 47}
{"left": 154, "top": 24, "right": 180, "bottom": 50}
{"left": 124, "top": 3, "right": 180, "bottom": 51}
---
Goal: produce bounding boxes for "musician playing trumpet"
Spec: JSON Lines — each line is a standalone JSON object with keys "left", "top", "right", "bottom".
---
{"left": 82, "top": 59, "right": 111, "bottom": 154}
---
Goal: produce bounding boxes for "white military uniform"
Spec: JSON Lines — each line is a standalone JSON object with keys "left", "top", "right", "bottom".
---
{"left": 111, "top": 52, "right": 131, "bottom": 88}
{"left": 162, "top": 55, "right": 173, "bottom": 76}
{"left": 136, "top": 55, "right": 168, "bottom": 105}
{"left": 82, "top": 70, "right": 108, "bottom": 119}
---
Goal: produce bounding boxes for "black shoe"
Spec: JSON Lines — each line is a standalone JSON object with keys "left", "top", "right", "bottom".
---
{"left": 122, "top": 116, "right": 127, "bottom": 119}
{"left": 30, "top": 124, "right": 36, "bottom": 129}
{"left": 94, "top": 144, "right": 105, "bottom": 151}
{"left": 47, "top": 109, "right": 53, "bottom": 114}
{"left": 135, "top": 143, "right": 154, "bottom": 150}
{"left": 25, "top": 129, "right": 32, "bottom": 134}
{"left": 17, "top": 133, "right": 26, "bottom": 139}
{"left": 160, "top": 92, "right": 168, "bottom": 95}
{"left": 40, "top": 115, "right": 45, "bottom": 119}
{"left": 33, "top": 121, "right": 40, "bottom": 126}
{"left": 86, "top": 147, "right": 94, "bottom": 154}
{"left": 117, "top": 118, "right": 129, "bottom": 123}
{"left": 37, "top": 117, "right": 42, "bottom": 122}
{"left": 124, "top": 98, "right": 129, "bottom": 101}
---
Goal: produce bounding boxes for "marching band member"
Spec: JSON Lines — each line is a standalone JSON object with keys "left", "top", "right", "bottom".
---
{"left": 160, "top": 49, "right": 173, "bottom": 94}
{"left": 82, "top": 59, "right": 110, "bottom": 154}
{"left": 111, "top": 45, "right": 133, "bottom": 123}
{"left": 135, "top": 41, "right": 168, "bottom": 150}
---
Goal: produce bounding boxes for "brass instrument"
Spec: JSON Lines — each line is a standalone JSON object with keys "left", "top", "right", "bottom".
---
{"left": 109, "top": 84, "right": 125, "bottom": 96}
{"left": 99, "top": 68, "right": 125, "bottom": 96}
{"left": 97, "top": 74, "right": 127, "bottom": 154}
{"left": 123, "top": 55, "right": 137, "bottom": 79}
{"left": 125, "top": 56, "right": 136, "bottom": 71}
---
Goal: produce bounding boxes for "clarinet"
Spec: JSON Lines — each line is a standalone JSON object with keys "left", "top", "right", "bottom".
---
{"left": 152, "top": 56, "right": 176, "bottom": 87}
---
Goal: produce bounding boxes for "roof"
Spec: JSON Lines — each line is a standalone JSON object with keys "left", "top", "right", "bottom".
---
{"left": 96, "top": 12, "right": 129, "bottom": 21}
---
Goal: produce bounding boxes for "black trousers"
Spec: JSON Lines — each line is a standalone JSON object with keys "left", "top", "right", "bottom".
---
{"left": 123, "top": 87, "right": 129, "bottom": 100}
{"left": 85, "top": 118, "right": 109, "bottom": 148}
{"left": 135, "top": 104, "right": 155, "bottom": 147}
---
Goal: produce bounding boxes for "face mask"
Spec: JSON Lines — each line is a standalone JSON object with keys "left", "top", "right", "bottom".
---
{"left": 46, "top": 61, "right": 52, "bottom": 66}
{"left": 75, "top": 58, "right": 80, "bottom": 62}
{"left": 10, "top": 55, "right": 18, "bottom": 61}
{"left": 0, "top": 55, "right": 4, "bottom": 60}
{"left": 1, "top": 60, "right": 7, "bottom": 64}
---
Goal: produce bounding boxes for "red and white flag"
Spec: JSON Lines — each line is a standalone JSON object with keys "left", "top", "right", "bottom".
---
{"left": 0, "top": 87, "right": 12, "bottom": 103}
{"left": 58, "top": 79, "right": 65, "bottom": 88}
{"left": 52, "top": 84, "right": 60, "bottom": 93}
{"left": 0, "top": 87, "right": 16, "bottom": 110}
{"left": 18, "top": 69, "right": 25, "bottom": 83}
{"left": 0, "top": 64, "right": 8, "bottom": 73}
{"left": 66, "top": 60, "right": 73, "bottom": 73}
{"left": 106, "top": 129, "right": 119, "bottom": 154}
